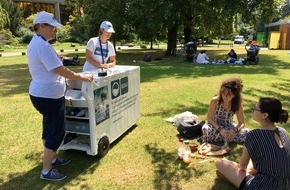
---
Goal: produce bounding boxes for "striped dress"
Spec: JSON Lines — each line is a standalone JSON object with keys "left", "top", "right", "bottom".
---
{"left": 244, "top": 127, "right": 290, "bottom": 190}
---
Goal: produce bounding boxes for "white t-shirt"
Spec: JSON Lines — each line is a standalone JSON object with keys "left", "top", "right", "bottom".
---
{"left": 83, "top": 37, "right": 116, "bottom": 71}
{"left": 27, "top": 35, "right": 65, "bottom": 99}
{"left": 196, "top": 53, "right": 209, "bottom": 64}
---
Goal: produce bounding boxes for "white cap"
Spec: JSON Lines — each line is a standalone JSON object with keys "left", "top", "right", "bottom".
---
{"left": 100, "top": 21, "right": 115, "bottom": 33}
{"left": 33, "top": 11, "right": 63, "bottom": 27}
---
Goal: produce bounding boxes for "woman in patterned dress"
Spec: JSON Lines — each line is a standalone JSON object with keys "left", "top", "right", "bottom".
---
{"left": 201, "top": 77, "right": 249, "bottom": 147}
{"left": 216, "top": 98, "right": 290, "bottom": 190}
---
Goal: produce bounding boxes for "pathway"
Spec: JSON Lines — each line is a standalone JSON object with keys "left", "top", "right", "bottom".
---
{"left": 0, "top": 48, "right": 86, "bottom": 57}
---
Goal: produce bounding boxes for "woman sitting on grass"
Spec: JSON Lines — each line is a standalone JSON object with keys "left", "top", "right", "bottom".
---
{"left": 201, "top": 77, "right": 249, "bottom": 149}
{"left": 196, "top": 50, "right": 210, "bottom": 64}
{"left": 226, "top": 49, "right": 237, "bottom": 64}
{"left": 216, "top": 97, "right": 290, "bottom": 190}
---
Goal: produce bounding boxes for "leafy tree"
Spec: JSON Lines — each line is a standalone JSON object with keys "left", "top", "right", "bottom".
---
{"left": 81, "top": 0, "right": 135, "bottom": 45}
{"left": 0, "top": 4, "right": 9, "bottom": 30}
{"left": 68, "top": 0, "right": 282, "bottom": 55}
{"left": 280, "top": 0, "right": 290, "bottom": 19}
{"left": 66, "top": 15, "right": 87, "bottom": 43}
{"left": 0, "top": 0, "right": 24, "bottom": 37}
{"left": 126, "top": 0, "right": 170, "bottom": 48}
{"left": 62, "top": 0, "right": 137, "bottom": 49}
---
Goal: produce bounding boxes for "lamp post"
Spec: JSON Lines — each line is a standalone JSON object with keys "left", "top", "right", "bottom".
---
{"left": 54, "top": 0, "right": 61, "bottom": 23}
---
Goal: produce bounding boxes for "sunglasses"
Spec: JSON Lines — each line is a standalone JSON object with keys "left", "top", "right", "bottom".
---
{"left": 222, "top": 88, "right": 234, "bottom": 97}
{"left": 252, "top": 106, "right": 261, "bottom": 112}
{"left": 43, "top": 23, "right": 57, "bottom": 32}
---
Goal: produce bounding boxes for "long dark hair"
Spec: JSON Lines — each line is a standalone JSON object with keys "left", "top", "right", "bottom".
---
{"left": 217, "top": 77, "right": 243, "bottom": 113}
{"left": 258, "top": 98, "right": 288, "bottom": 123}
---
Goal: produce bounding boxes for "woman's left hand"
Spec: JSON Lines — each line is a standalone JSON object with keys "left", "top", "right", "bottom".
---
{"left": 219, "top": 129, "right": 229, "bottom": 141}
{"left": 228, "top": 129, "right": 236, "bottom": 141}
{"left": 108, "top": 62, "right": 115, "bottom": 68}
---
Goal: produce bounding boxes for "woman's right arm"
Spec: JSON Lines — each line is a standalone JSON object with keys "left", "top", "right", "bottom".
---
{"left": 207, "top": 98, "right": 219, "bottom": 130}
{"left": 208, "top": 97, "right": 229, "bottom": 140}
{"left": 54, "top": 66, "right": 93, "bottom": 82}
{"left": 205, "top": 54, "right": 209, "bottom": 60}
{"left": 239, "top": 145, "right": 250, "bottom": 171}
{"left": 247, "top": 159, "right": 257, "bottom": 175}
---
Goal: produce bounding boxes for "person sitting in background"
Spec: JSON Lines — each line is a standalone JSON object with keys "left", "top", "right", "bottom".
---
{"left": 215, "top": 97, "right": 290, "bottom": 190}
{"left": 196, "top": 50, "right": 209, "bottom": 64}
{"left": 71, "top": 55, "right": 81, "bottom": 66}
{"left": 185, "top": 42, "right": 196, "bottom": 62}
{"left": 226, "top": 49, "right": 237, "bottom": 64}
{"left": 249, "top": 41, "right": 260, "bottom": 52}
{"left": 60, "top": 55, "right": 71, "bottom": 66}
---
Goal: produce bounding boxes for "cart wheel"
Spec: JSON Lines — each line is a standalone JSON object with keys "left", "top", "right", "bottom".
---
{"left": 97, "top": 136, "right": 110, "bottom": 158}
{"left": 64, "top": 133, "right": 77, "bottom": 144}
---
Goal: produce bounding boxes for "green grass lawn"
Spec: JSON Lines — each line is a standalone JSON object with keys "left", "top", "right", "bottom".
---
{"left": 0, "top": 45, "right": 289, "bottom": 190}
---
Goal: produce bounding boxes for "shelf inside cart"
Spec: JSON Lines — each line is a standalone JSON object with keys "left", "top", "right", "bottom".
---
{"left": 66, "top": 115, "right": 89, "bottom": 120}
{"left": 61, "top": 136, "right": 90, "bottom": 152}
{"left": 65, "top": 89, "right": 87, "bottom": 107}
{"left": 66, "top": 118, "right": 90, "bottom": 134}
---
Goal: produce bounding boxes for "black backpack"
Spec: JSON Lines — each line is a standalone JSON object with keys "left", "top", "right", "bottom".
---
{"left": 176, "top": 120, "right": 205, "bottom": 139}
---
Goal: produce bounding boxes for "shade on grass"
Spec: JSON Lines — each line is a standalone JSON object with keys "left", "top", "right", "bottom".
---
{"left": 0, "top": 45, "right": 289, "bottom": 190}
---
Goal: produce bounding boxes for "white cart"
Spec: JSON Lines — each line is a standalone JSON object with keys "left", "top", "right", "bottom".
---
{"left": 60, "top": 66, "right": 140, "bottom": 157}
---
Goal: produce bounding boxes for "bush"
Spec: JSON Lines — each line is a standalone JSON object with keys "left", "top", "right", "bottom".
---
{"left": 57, "top": 25, "right": 72, "bottom": 43}
{"left": 68, "top": 15, "right": 89, "bottom": 43}
{"left": 0, "top": 29, "right": 19, "bottom": 47}
{"left": 21, "top": 33, "right": 33, "bottom": 44}
{"left": 17, "top": 26, "right": 33, "bottom": 43}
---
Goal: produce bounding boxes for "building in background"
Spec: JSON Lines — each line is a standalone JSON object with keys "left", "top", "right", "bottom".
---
{"left": 11, "top": 0, "right": 71, "bottom": 25}
{"left": 265, "top": 20, "right": 290, "bottom": 50}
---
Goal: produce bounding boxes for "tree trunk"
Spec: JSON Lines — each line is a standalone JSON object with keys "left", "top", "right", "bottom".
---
{"left": 184, "top": 26, "right": 192, "bottom": 44}
{"left": 150, "top": 35, "right": 153, "bottom": 49}
{"left": 165, "top": 24, "right": 178, "bottom": 56}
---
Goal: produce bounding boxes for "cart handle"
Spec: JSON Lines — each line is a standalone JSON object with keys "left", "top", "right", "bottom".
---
{"left": 82, "top": 81, "right": 97, "bottom": 102}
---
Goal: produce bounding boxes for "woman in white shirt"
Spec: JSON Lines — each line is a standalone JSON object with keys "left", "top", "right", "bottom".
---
{"left": 83, "top": 21, "right": 116, "bottom": 71}
{"left": 27, "top": 11, "right": 93, "bottom": 181}
{"left": 196, "top": 50, "right": 210, "bottom": 64}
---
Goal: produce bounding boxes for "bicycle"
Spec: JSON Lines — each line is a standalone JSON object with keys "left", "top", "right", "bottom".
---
{"left": 171, "top": 47, "right": 186, "bottom": 60}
